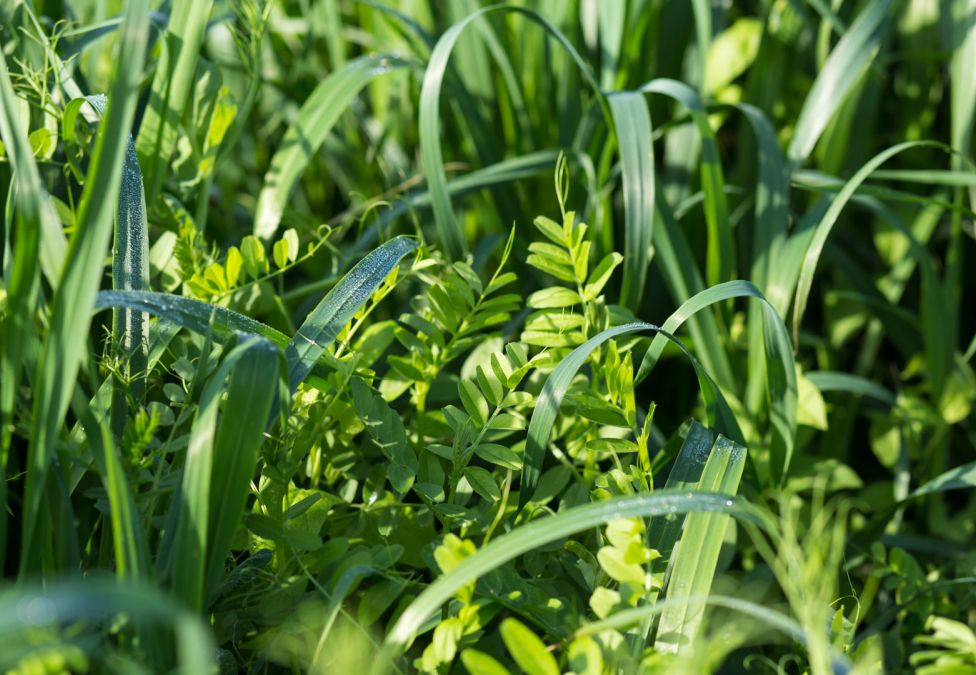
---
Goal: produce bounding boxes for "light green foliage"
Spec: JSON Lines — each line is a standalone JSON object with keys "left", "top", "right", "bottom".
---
{"left": 0, "top": 1, "right": 973, "bottom": 674}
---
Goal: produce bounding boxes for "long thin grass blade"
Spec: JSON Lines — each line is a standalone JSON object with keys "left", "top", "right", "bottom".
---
{"left": 135, "top": 0, "right": 214, "bottom": 202}
{"left": 641, "top": 79, "right": 732, "bottom": 286}
{"left": 608, "top": 92, "right": 655, "bottom": 310}
{"left": 253, "top": 55, "right": 410, "bottom": 240}
{"left": 19, "top": 0, "right": 150, "bottom": 577}
{"left": 374, "top": 491, "right": 760, "bottom": 675}
{"left": 786, "top": 0, "right": 892, "bottom": 164}
{"left": 419, "top": 5, "right": 602, "bottom": 258}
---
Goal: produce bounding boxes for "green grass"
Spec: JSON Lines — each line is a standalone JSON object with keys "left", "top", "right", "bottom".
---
{"left": 0, "top": 1, "right": 974, "bottom": 673}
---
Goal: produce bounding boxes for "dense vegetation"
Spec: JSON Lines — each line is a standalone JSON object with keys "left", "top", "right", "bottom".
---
{"left": 1, "top": 0, "right": 974, "bottom": 672}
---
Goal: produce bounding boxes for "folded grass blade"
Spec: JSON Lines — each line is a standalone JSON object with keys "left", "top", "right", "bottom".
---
{"left": 654, "top": 435, "right": 746, "bottom": 652}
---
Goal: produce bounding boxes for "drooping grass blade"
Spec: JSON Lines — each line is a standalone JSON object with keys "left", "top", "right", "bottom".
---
{"left": 519, "top": 322, "right": 742, "bottom": 509}
{"left": 636, "top": 280, "right": 797, "bottom": 482}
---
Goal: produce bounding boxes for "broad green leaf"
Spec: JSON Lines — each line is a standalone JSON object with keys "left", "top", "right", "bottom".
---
{"left": 500, "top": 618, "right": 559, "bottom": 675}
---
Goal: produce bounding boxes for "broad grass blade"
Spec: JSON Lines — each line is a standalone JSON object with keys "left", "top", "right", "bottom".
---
{"left": 170, "top": 337, "right": 279, "bottom": 611}
{"left": 608, "top": 92, "right": 655, "bottom": 310}
{"left": 654, "top": 435, "right": 746, "bottom": 652}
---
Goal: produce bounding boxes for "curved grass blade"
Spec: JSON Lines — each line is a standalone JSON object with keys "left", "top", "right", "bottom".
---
{"left": 373, "top": 491, "right": 761, "bottom": 674}
{"left": 650, "top": 183, "right": 736, "bottom": 391}
{"left": 805, "top": 371, "right": 897, "bottom": 407}
{"left": 135, "top": 0, "right": 214, "bottom": 202}
{"left": 636, "top": 280, "right": 797, "bottom": 482}
{"left": 787, "top": 0, "right": 892, "bottom": 164}
{"left": 911, "top": 462, "right": 976, "bottom": 497}
{"left": 519, "top": 322, "right": 742, "bottom": 508}
{"left": 791, "top": 141, "right": 943, "bottom": 341}
{"left": 170, "top": 336, "right": 279, "bottom": 611}
{"left": 253, "top": 54, "right": 411, "bottom": 240}
{"left": 419, "top": 5, "right": 603, "bottom": 258}
{"left": 608, "top": 92, "right": 655, "bottom": 310}
{"left": 641, "top": 79, "right": 732, "bottom": 286}
{"left": 0, "top": 580, "right": 213, "bottom": 673}
{"left": 19, "top": 0, "right": 150, "bottom": 577}
{"left": 576, "top": 594, "right": 851, "bottom": 673}
{"left": 95, "top": 290, "right": 288, "bottom": 342}
{"left": 285, "top": 235, "right": 417, "bottom": 391}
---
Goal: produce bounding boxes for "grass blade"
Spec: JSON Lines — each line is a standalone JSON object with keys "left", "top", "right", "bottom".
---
{"left": 285, "top": 235, "right": 417, "bottom": 391}
{"left": 608, "top": 92, "right": 655, "bottom": 310}
{"left": 19, "top": 0, "right": 150, "bottom": 576}
{"left": 636, "top": 280, "right": 797, "bottom": 482}
{"left": 374, "top": 491, "right": 759, "bottom": 674}
{"left": 0, "top": 580, "right": 214, "bottom": 673}
{"left": 419, "top": 5, "right": 602, "bottom": 258}
{"left": 642, "top": 79, "right": 732, "bottom": 286}
{"left": 135, "top": 0, "right": 214, "bottom": 203}
{"left": 253, "top": 55, "right": 410, "bottom": 240}
{"left": 791, "top": 141, "right": 942, "bottom": 342}
{"left": 170, "top": 337, "right": 279, "bottom": 611}
{"left": 654, "top": 435, "right": 746, "bottom": 652}
{"left": 787, "top": 0, "right": 892, "bottom": 164}
{"left": 519, "top": 322, "right": 743, "bottom": 509}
